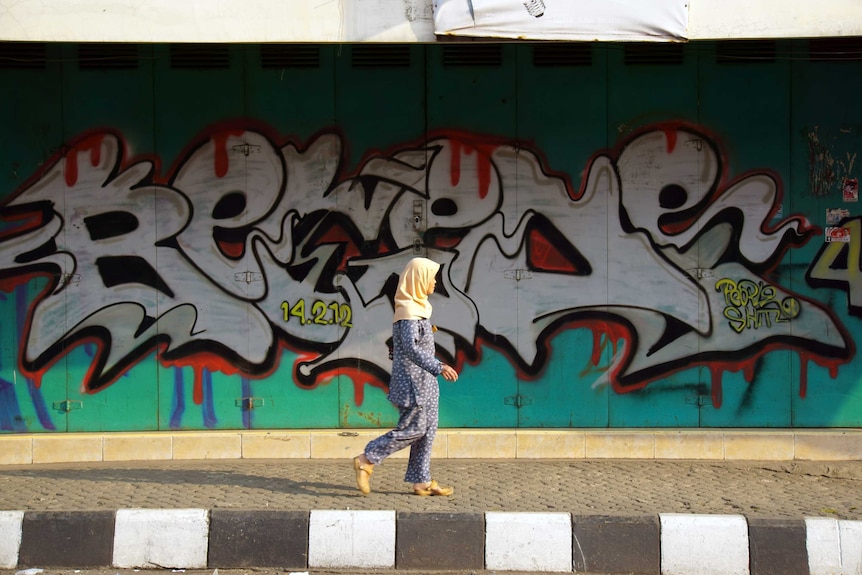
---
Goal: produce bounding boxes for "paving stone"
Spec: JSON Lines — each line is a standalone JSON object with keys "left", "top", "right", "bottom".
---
{"left": 0, "top": 459, "right": 859, "bottom": 519}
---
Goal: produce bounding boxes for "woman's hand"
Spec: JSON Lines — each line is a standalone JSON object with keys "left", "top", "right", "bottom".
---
{"left": 441, "top": 364, "right": 459, "bottom": 382}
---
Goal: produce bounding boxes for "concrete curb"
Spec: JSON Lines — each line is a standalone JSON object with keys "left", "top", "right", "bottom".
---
{"left": 3, "top": 429, "right": 862, "bottom": 465}
{"left": 2, "top": 509, "right": 861, "bottom": 574}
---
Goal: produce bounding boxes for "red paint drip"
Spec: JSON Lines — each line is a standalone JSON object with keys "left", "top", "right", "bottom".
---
{"left": 590, "top": 322, "right": 627, "bottom": 367}
{"left": 663, "top": 128, "right": 678, "bottom": 154}
{"left": 449, "top": 140, "right": 496, "bottom": 199}
{"left": 707, "top": 359, "right": 765, "bottom": 409}
{"left": 289, "top": 350, "right": 388, "bottom": 408}
{"left": 33, "top": 372, "right": 43, "bottom": 390}
{"left": 62, "top": 153, "right": 76, "bottom": 186}
{"left": 743, "top": 361, "right": 755, "bottom": 383}
{"left": 193, "top": 367, "right": 204, "bottom": 405}
{"left": 709, "top": 365, "right": 724, "bottom": 409}
{"left": 605, "top": 332, "right": 634, "bottom": 395}
{"left": 64, "top": 134, "right": 105, "bottom": 187}
{"left": 606, "top": 323, "right": 627, "bottom": 357}
{"left": 450, "top": 141, "right": 462, "bottom": 187}
{"left": 211, "top": 130, "right": 244, "bottom": 179}
{"left": 590, "top": 328, "right": 603, "bottom": 367}
{"left": 159, "top": 353, "right": 243, "bottom": 407}
{"left": 160, "top": 352, "right": 242, "bottom": 377}
{"left": 476, "top": 148, "right": 493, "bottom": 199}
{"left": 339, "top": 367, "right": 377, "bottom": 406}
{"left": 319, "top": 366, "right": 388, "bottom": 407}
{"left": 796, "top": 350, "right": 845, "bottom": 398}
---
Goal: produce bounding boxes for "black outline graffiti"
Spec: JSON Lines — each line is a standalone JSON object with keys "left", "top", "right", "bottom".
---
{"left": 0, "top": 122, "right": 854, "bottom": 405}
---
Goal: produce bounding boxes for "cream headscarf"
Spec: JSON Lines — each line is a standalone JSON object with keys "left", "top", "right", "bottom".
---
{"left": 393, "top": 257, "right": 441, "bottom": 322}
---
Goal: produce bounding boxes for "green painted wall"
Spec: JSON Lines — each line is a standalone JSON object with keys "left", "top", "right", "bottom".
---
{"left": 1, "top": 40, "right": 860, "bottom": 432}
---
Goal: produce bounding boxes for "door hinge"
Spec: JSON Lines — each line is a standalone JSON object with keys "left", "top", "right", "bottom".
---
{"left": 504, "top": 394, "right": 533, "bottom": 408}
{"left": 412, "top": 199, "right": 425, "bottom": 255}
{"left": 53, "top": 399, "right": 83, "bottom": 412}
{"left": 413, "top": 199, "right": 424, "bottom": 230}
{"left": 234, "top": 271, "right": 263, "bottom": 283}
{"left": 684, "top": 138, "right": 705, "bottom": 152}
{"left": 59, "top": 273, "right": 81, "bottom": 285}
{"left": 413, "top": 237, "right": 425, "bottom": 255}
{"left": 235, "top": 397, "right": 265, "bottom": 410}
{"left": 504, "top": 269, "right": 533, "bottom": 281}
{"left": 413, "top": 199, "right": 424, "bottom": 226}
{"left": 687, "top": 268, "right": 714, "bottom": 279}
{"left": 231, "top": 143, "right": 261, "bottom": 156}
{"left": 685, "top": 385, "right": 710, "bottom": 407}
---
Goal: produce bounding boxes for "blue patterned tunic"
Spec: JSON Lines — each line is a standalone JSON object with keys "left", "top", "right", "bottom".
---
{"left": 363, "top": 318, "right": 444, "bottom": 483}
{"left": 387, "top": 319, "right": 443, "bottom": 407}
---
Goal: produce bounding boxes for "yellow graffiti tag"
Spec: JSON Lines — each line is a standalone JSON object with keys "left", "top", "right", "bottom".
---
{"left": 715, "top": 278, "right": 800, "bottom": 333}
{"left": 281, "top": 299, "right": 353, "bottom": 327}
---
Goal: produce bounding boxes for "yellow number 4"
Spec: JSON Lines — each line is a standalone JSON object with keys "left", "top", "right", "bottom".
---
{"left": 807, "top": 218, "right": 862, "bottom": 316}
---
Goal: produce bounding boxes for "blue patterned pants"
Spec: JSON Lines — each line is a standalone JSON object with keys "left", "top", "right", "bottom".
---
{"left": 364, "top": 403, "right": 438, "bottom": 483}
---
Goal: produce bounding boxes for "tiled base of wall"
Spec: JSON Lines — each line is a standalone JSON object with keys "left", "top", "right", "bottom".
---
{"left": 2, "top": 509, "right": 860, "bottom": 574}
{"left": 1, "top": 429, "right": 860, "bottom": 465}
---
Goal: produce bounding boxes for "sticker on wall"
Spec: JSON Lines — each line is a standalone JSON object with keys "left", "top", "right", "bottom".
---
{"left": 825, "top": 226, "right": 851, "bottom": 242}
{"left": 843, "top": 177, "right": 858, "bottom": 202}
{"left": 827, "top": 208, "right": 850, "bottom": 225}
{"left": 771, "top": 203, "right": 784, "bottom": 221}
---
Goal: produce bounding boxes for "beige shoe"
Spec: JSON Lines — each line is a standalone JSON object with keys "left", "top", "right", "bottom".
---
{"left": 353, "top": 456, "right": 373, "bottom": 494}
{"left": 413, "top": 479, "right": 454, "bottom": 497}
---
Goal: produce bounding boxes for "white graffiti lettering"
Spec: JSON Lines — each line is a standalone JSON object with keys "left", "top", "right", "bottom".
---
{"left": 0, "top": 123, "right": 851, "bottom": 403}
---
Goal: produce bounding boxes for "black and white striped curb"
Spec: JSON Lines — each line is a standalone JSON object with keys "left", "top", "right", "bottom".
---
{"left": 1, "top": 509, "right": 860, "bottom": 574}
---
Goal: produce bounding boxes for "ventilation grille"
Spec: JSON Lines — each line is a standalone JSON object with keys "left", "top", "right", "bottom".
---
{"left": 624, "top": 43, "right": 684, "bottom": 65}
{"left": 809, "top": 37, "right": 862, "bottom": 62}
{"left": 716, "top": 40, "right": 776, "bottom": 64}
{"left": 0, "top": 42, "right": 46, "bottom": 69}
{"left": 78, "top": 43, "right": 138, "bottom": 69}
{"left": 170, "top": 44, "right": 230, "bottom": 69}
{"left": 351, "top": 45, "right": 411, "bottom": 68}
{"left": 532, "top": 44, "right": 592, "bottom": 67}
{"left": 261, "top": 45, "right": 320, "bottom": 68}
{"left": 442, "top": 45, "right": 502, "bottom": 67}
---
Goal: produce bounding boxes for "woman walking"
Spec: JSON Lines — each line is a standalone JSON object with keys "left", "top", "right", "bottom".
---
{"left": 352, "top": 257, "right": 459, "bottom": 496}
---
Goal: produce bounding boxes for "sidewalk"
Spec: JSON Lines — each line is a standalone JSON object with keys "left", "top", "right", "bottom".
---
{"left": 1, "top": 458, "right": 861, "bottom": 573}
{"left": 1, "top": 458, "right": 860, "bottom": 517}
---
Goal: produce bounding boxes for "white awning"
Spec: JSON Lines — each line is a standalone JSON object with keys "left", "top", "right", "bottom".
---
{"left": 0, "top": 0, "right": 860, "bottom": 43}
{"left": 433, "top": 0, "right": 690, "bottom": 42}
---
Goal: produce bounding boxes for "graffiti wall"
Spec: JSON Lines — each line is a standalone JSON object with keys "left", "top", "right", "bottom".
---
{"left": 1, "top": 41, "right": 861, "bottom": 431}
